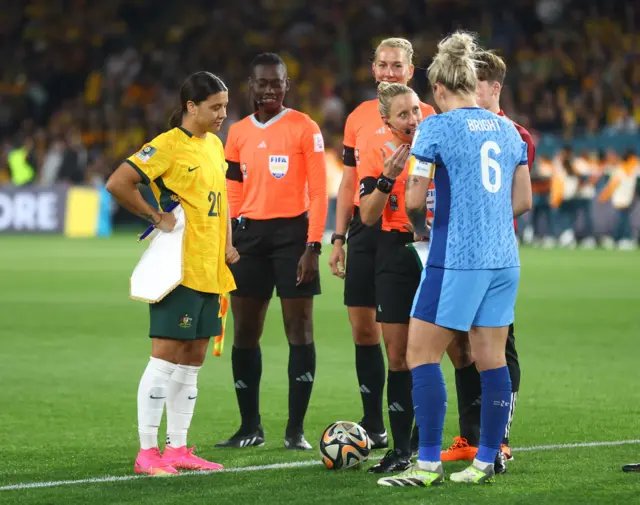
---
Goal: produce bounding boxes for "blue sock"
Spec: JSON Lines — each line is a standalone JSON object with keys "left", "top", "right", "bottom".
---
{"left": 411, "top": 363, "right": 447, "bottom": 463}
{"left": 476, "top": 366, "right": 512, "bottom": 465}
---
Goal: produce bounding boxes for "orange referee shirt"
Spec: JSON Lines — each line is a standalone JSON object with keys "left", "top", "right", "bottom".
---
{"left": 225, "top": 108, "right": 328, "bottom": 243}
{"left": 344, "top": 99, "right": 436, "bottom": 206}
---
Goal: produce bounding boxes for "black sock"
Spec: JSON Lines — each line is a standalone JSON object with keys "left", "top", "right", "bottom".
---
{"left": 286, "top": 342, "right": 316, "bottom": 436}
{"left": 506, "top": 324, "right": 521, "bottom": 393}
{"left": 455, "top": 364, "right": 482, "bottom": 447}
{"left": 504, "top": 325, "right": 521, "bottom": 445}
{"left": 356, "top": 344, "right": 386, "bottom": 433}
{"left": 231, "top": 346, "right": 262, "bottom": 432}
{"left": 387, "top": 370, "right": 414, "bottom": 456}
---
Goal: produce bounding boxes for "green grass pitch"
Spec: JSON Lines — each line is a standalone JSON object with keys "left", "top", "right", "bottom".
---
{"left": 1, "top": 235, "right": 640, "bottom": 504}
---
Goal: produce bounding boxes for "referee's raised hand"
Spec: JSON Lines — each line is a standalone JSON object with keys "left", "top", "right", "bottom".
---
{"left": 382, "top": 144, "right": 411, "bottom": 179}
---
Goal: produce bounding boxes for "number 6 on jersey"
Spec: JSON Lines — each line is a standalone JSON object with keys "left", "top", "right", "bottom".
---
{"left": 480, "top": 141, "right": 501, "bottom": 193}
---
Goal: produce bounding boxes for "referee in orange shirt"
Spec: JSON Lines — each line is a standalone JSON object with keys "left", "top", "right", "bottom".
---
{"left": 357, "top": 81, "right": 430, "bottom": 473}
{"left": 329, "top": 38, "right": 435, "bottom": 450}
{"left": 216, "top": 53, "right": 328, "bottom": 450}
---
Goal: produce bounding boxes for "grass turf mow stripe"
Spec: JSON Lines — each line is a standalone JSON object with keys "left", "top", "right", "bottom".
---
{"left": 2, "top": 439, "right": 639, "bottom": 492}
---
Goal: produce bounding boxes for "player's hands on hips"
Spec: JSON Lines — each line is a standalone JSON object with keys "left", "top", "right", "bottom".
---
{"left": 156, "top": 212, "right": 176, "bottom": 233}
{"left": 328, "top": 243, "right": 346, "bottom": 279}
{"left": 225, "top": 245, "right": 240, "bottom": 265}
{"left": 382, "top": 144, "right": 411, "bottom": 179}
{"left": 297, "top": 248, "right": 319, "bottom": 286}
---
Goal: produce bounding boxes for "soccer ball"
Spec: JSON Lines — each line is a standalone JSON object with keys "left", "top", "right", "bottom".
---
{"left": 319, "top": 421, "right": 371, "bottom": 470}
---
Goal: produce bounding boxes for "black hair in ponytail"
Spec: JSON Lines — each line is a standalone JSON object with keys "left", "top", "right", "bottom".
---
{"left": 168, "top": 71, "right": 228, "bottom": 129}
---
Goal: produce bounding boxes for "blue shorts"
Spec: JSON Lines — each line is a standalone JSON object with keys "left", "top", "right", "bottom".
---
{"left": 411, "top": 266, "right": 520, "bottom": 331}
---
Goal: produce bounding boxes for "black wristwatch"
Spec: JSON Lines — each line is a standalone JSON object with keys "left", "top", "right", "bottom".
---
{"left": 331, "top": 233, "right": 346, "bottom": 245}
{"left": 376, "top": 174, "right": 396, "bottom": 194}
{"left": 306, "top": 241, "right": 322, "bottom": 255}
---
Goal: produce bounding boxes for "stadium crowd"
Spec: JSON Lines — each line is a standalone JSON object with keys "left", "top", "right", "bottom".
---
{"left": 0, "top": 0, "right": 638, "bottom": 247}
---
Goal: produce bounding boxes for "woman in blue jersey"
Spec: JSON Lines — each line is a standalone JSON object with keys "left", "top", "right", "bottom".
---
{"left": 377, "top": 31, "right": 532, "bottom": 488}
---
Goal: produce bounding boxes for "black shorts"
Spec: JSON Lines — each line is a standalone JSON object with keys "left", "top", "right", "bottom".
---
{"left": 344, "top": 206, "right": 380, "bottom": 308}
{"left": 230, "top": 213, "right": 321, "bottom": 299}
{"left": 375, "top": 230, "right": 422, "bottom": 324}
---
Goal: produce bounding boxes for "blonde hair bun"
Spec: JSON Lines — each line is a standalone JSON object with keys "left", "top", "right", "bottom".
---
{"left": 437, "top": 31, "right": 478, "bottom": 61}
{"left": 427, "top": 30, "right": 481, "bottom": 95}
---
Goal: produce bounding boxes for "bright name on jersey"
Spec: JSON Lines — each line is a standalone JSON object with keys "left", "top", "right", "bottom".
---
{"left": 467, "top": 118, "right": 501, "bottom": 132}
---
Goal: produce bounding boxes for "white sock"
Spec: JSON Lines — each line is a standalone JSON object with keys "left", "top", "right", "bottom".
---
{"left": 166, "top": 365, "right": 201, "bottom": 449}
{"left": 417, "top": 460, "right": 442, "bottom": 473}
{"left": 472, "top": 458, "right": 494, "bottom": 473}
{"left": 137, "top": 357, "right": 177, "bottom": 450}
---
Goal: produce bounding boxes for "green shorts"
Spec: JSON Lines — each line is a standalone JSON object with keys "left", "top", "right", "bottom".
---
{"left": 149, "top": 285, "right": 222, "bottom": 340}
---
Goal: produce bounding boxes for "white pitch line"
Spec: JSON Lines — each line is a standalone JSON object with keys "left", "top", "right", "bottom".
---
{"left": 2, "top": 439, "right": 639, "bottom": 492}
{"left": 512, "top": 439, "right": 640, "bottom": 452}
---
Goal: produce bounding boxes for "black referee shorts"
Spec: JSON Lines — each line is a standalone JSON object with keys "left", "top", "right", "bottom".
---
{"left": 375, "top": 230, "right": 422, "bottom": 324}
{"left": 230, "top": 213, "right": 321, "bottom": 299}
{"left": 344, "top": 206, "right": 380, "bottom": 308}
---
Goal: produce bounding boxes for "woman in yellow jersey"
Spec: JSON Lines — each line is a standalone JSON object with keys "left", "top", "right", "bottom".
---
{"left": 106, "top": 72, "right": 239, "bottom": 476}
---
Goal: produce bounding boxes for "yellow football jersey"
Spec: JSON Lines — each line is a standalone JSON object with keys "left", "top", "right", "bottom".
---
{"left": 127, "top": 126, "right": 236, "bottom": 294}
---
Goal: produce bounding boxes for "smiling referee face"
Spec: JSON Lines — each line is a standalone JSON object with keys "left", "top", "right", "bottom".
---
{"left": 251, "top": 64, "right": 289, "bottom": 113}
